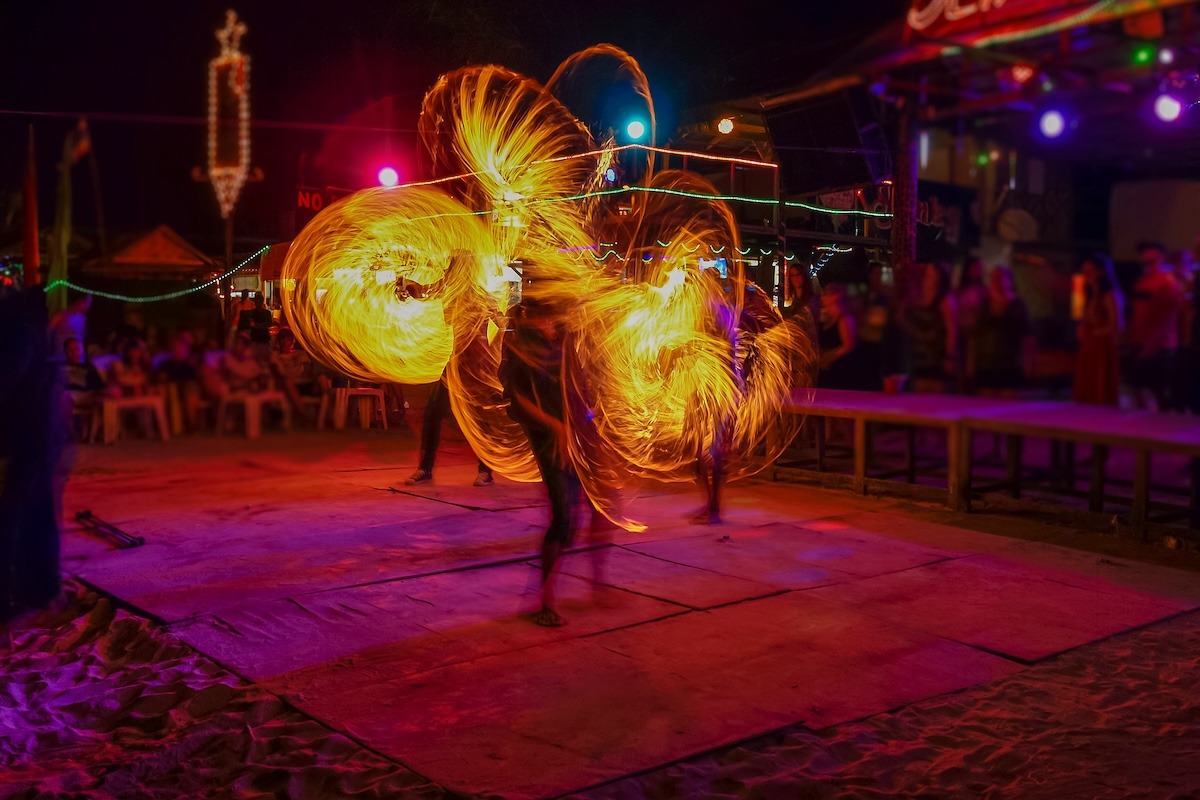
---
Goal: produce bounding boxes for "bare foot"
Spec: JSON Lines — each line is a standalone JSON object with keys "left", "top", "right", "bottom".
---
{"left": 533, "top": 605, "right": 564, "bottom": 627}
{"left": 690, "top": 510, "right": 722, "bottom": 525}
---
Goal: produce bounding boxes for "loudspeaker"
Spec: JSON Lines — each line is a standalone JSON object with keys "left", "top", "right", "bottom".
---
{"left": 765, "top": 88, "right": 893, "bottom": 195}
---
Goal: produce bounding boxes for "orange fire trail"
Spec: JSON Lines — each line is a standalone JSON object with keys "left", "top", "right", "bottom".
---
{"left": 282, "top": 45, "right": 815, "bottom": 530}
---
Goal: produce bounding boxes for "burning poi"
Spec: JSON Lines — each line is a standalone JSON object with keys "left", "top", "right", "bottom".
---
{"left": 281, "top": 45, "right": 816, "bottom": 532}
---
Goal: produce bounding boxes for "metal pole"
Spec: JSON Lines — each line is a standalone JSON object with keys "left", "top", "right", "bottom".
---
{"left": 223, "top": 213, "right": 234, "bottom": 319}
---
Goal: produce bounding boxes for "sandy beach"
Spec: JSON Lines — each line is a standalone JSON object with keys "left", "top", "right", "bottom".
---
{"left": 581, "top": 610, "right": 1200, "bottom": 800}
{"left": 0, "top": 581, "right": 440, "bottom": 800}
{"left": 6, "top": 579, "right": 1200, "bottom": 799}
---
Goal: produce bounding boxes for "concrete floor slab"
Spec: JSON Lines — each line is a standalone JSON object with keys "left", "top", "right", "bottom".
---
{"left": 809, "top": 554, "right": 1185, "bottom": 662}
{"left": 298, "top": 592, "right": 1019, "bottom": 799}
{"left": 68, "top": 508, "right": 547, "bottom": 621}
{"left": 623, "top": 520, "right": 952, "bottom": 589}
{"left": 172, "top": 562, "right": 682, "bottom": 690}
{"left": 558, "top": 546, "right": 777, "bottom": 609}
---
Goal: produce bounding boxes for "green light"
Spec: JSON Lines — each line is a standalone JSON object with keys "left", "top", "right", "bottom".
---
{"left": 1133, "top": 44, "right": 1156, "bottom": 65}
{"left": 1041, "top": 79, "right": 1054, "bottom": 92}
{"left": 45, "top": 245, "right": 270, "bottom": 304}
{"left": 976, "top": 152, "right": 990, "bottom": 166}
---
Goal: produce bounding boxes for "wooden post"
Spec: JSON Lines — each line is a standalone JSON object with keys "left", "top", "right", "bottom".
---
{"left": 853, "top": 417, "right": 868, "bottom": 494}
{"left": 1132, "top": 450, "right": 1150, "bottom": 538}
{"left": 890, "top": 102, "right": 919, "bottom": 295}
{"left": 222, "top": 214, "right": 234, "bottom": 319}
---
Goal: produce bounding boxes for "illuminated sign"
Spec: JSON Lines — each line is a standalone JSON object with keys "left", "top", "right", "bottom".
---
{"left": 208, "top": 10, "right": 251, "bottom": 219}
{"left": 908, "top": 0, "right": 1008, "bottom": 32}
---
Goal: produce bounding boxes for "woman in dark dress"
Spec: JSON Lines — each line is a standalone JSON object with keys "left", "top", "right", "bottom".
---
{"left": 905, "top": 262, "right": 958, "bottom": 393}
{"left": 818, "top": 285, "right": 865, "bottom": 389}
{"left": 1073, "top": 253, "right": 1123, "bottom": 406}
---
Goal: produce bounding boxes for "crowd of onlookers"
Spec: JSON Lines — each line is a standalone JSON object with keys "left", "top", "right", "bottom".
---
{"left": 49, "top": 237, "right": 1200, "bottom": 443}
{"left": 52, "top": 293, "right": 366, "bottom": 439}
{"left": 784, "top": 237, "right": 1200, "bottom": 413}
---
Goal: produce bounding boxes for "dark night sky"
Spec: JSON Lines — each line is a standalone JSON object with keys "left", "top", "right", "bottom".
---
{"left": 2, "top": 0, "right": 905, "bottom": 250}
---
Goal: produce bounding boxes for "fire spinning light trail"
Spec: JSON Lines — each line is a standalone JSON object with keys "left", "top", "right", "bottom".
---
{"left": 282, "top": 45, "right": 816, "bottom": 529}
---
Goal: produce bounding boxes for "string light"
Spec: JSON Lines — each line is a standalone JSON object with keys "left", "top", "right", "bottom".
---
{"left": 44, "top": 245, "right": 270, "bottom": 303}
{"left": 208, "top": 11, "right": 251, "bottom": 219}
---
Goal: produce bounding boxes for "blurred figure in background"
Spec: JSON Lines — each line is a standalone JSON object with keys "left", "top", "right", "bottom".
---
{"left": 905, "top": 262, "right": 958, "bottom": 394}
{"left": 221, "top": 332, "right": 268, "bottom": 394}
{"left": 1125, "top": 241, "right": 1182, "bottom": 410}
{"left": 270, "top": 328, "right": 325, "bottom": 422}
{"left": 1074, "top": 253, "right": 1124, "bottom": 406}
{"left": 1168, "top": 249, "right": 1196, "bottom": 413}
{"left": 955, "top": 258, "right": 987, "bottom": 393}
{"left": 49, "top": 294, "right": 92, "bottom": 355}
{"left": 972, "top": 266, "right": 1032, "bottom": 398}
{"left": 156, "top": 333, "right": 202, "bottom": 433}
{"left": 817, "top": 285, "right": 862, "bottom": 389}
{"left": 107, "top": 339, "right": 152, "bottom": 398}
{"left": 856, "top": 263, "right": 891, "bottom": 392}
{"left": 1, "top": 289, "right": 67, "bottom": 625}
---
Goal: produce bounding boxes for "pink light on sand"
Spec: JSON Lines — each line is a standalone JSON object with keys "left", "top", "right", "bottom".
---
{"left": 377, "top": 166, "right": 399, "bottom": 187}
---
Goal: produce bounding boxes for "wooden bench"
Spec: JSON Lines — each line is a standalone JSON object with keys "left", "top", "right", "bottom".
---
{"left": 960, "top": 404, "right": 1200, "bottom": 533}
{"left": 100, "top": 395, "right": 171, "bottom": 445}
{"left": 779, "top": 388, "right": 1036, "bottom": 510}
{"left": 778, "top": 388, "right": 1200, "bottom": 536}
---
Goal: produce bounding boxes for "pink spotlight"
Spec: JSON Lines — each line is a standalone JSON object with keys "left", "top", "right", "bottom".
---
{"left": 377, "top": 166, "right": 399, "bottom": 187}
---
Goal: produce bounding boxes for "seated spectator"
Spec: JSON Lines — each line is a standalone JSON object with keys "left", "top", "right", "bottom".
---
{"left": 64, "top": 337, "right": 105, "bottom": 401}
{"left": 64, "top": 335, "right": 105, "bottom": 438}
{"left": 107, "top": 339, "right": 152, "bottom": 398}
{"left": 221, "top": 331, "right": 269, "bottom": 394}
{"left": 270, "top": 328, "right": 326, "bottom": 419}
{"left": 156, "top": 333, "right": 203, "bottom": 431}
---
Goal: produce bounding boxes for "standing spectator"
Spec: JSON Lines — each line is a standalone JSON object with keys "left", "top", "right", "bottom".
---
{"left": 1074, "top": 253, "right": 1124, "bottom": 406}
{"left": 1168, "top": 249, "right": 1196, "bottom": 412}
{"left": 49, "top": 294, "right": 92, "bottom": 354}
{"left": 817, "top": 285, "right": 862, "bottom": 389}
{"left": 955, "top": 257, "right": 987, "bottom": 391}
{"left": 856, "top": 263, "right": 891, "bottom": 392}
{"left": 232, "top": 293, "right": 256, "bottom": 338}
{"left": 1126, "top": 241, "right": 1182, "bottom": 410}
{"left": 973, "top": 266, "right": 1032, "bottom": 398}
{"left": 1191, "top": 235, "right": 1200, "bottom": 414}
{"left": 1, "top": 288, "right": 67, "bottom": 624}
{"left": 248, "top": 294, "right": 274, "bottom": 356}
{"left": 905, "top": 262, "right": 958, "bottom": 393}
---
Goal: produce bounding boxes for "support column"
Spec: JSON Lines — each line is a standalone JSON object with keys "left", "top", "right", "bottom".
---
{"left": 890, "top": 102, "right": 919, "bottom": 294}
{"left": 222, "top": 214, "right": 234, "bottom": 319}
